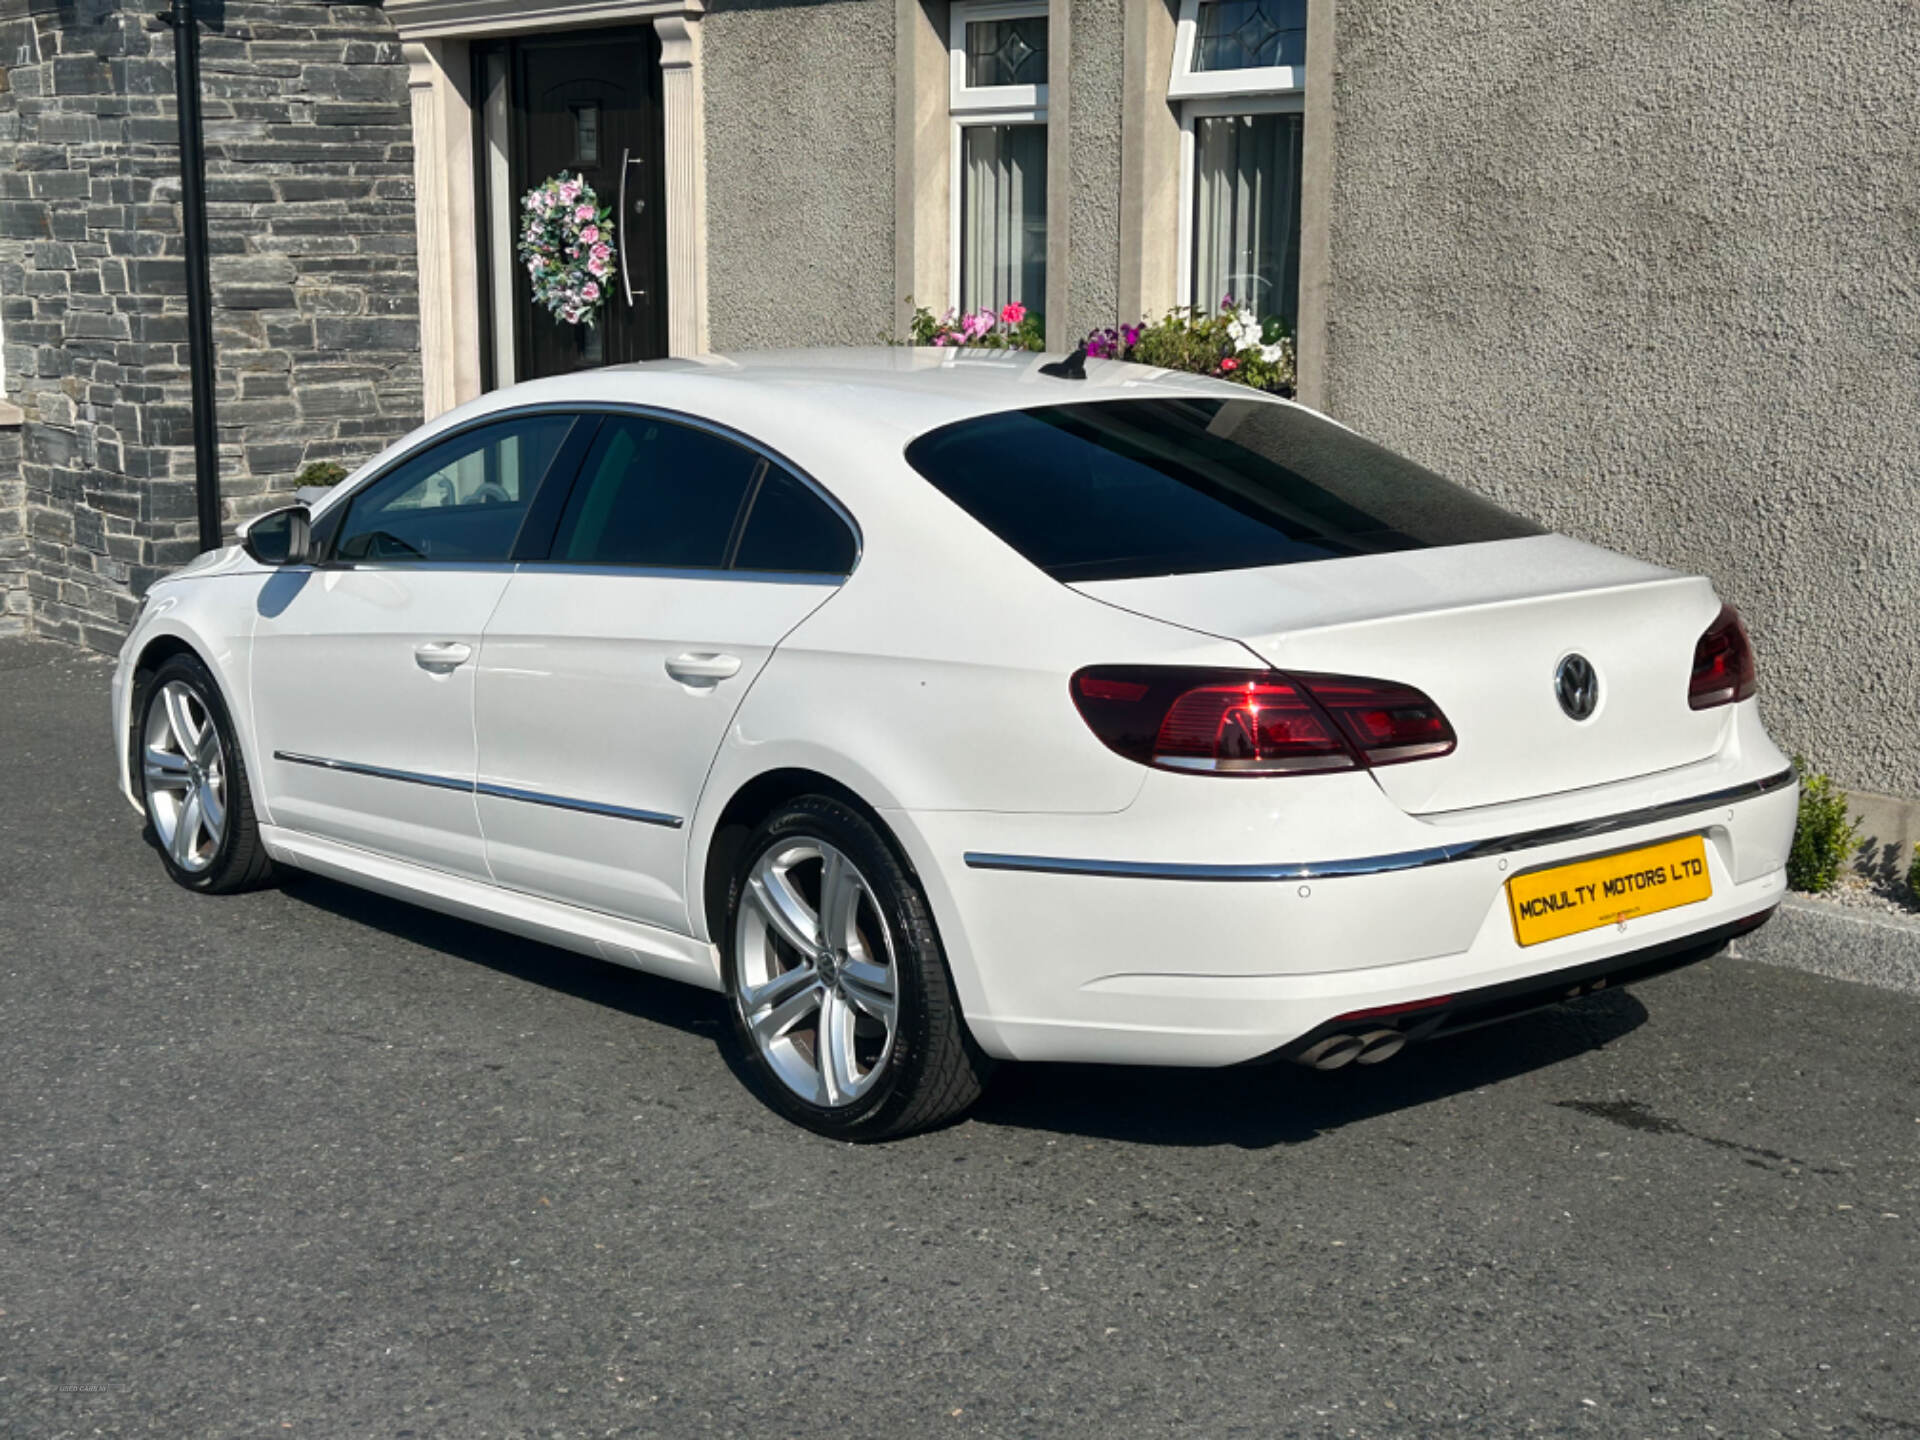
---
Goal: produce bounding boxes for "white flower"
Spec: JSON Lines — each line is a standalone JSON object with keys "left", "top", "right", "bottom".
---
{"left": 1228, "top": 308, "right": 1262, "bottom": 352}
{"left": 1258, "top": 342, "right": 1287, "bottom": 364}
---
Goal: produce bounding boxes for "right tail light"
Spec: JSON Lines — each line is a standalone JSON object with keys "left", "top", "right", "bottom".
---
{"left": 1070, "top": 666, "right": 1456, "bottom": 776}
{"left": 1687, "top": 604, "right": 1756, "bottom": 710}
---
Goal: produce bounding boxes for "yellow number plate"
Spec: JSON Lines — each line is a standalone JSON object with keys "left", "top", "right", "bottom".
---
{"left": 1506, "top": 834, "right": 1712, "bottom": 947}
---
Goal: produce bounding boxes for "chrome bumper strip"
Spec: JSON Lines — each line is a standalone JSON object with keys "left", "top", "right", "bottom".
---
{"left": 272, "top": 751, "right": 682, "bottom": 829}
{"left": 963, "top": 766, "right": 1797, "bottom": 882}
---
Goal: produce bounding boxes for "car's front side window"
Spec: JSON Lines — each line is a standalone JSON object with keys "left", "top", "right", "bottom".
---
{"left": 333, "top": 413, "right": 576, "bottom": 564}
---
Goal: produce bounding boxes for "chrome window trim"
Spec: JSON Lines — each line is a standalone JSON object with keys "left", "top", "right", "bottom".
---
{"left": 319, "top": 400, "right": 862, "bottom": 575}
{"left": 273, "top": 751, "right": 683, "bottom": 829}
{"left": 963, "top": 766, "right": 1797, "bottom": 882}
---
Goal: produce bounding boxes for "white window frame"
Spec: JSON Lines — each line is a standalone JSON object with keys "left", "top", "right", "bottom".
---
{"left": 1171, "top": 0, "right": 1305, "bottom": 312}
{"left": 1169, "top": 0, "right": 1305, "bottom": 99}
{"left": 948, "top": 0, "right": 1049, "bottom": 313}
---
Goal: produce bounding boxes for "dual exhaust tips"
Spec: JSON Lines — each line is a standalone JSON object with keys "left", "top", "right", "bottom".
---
{"left": 1295, "top": 1028, "right": 1408, "bottom": 1070}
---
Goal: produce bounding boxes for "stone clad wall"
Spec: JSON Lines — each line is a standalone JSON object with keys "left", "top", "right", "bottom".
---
{"left": 0, "top": 421, "right": 23, "bottom": 635}
{"left": 0, "top": 0, "right": 420, "bottom": 651}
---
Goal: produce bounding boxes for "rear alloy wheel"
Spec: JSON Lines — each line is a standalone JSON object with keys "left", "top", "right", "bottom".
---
{"left": 724, "top": 797, "right": 990, "bottom": 1139}
{"left": 137, "top": 655, "right": 272, "bottom": 894}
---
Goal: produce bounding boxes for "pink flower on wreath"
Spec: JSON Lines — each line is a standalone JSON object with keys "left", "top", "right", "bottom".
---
{"left": 581, "top": 281, "right": 601, "bottom": 302}
{"left": 587, "top": 257, "right": 607, "bottom": 278}
{"left": 592, "top": 242, "right": 612, "bottom": 261}
{"left": 580, "top": 225, "right": 601, "bottom": 245}
{"left": 1000, "top": 301, "right": 1026, "bottom": 326}
{"left": 559, "top": 178, "right": 581, "bottom": 201}
{"left": 574, "top": 203, "right": 595, "bottom": 222}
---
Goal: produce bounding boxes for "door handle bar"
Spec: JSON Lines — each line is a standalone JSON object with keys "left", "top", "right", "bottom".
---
{"left": 665, "top": 652, "right": 741, "bottom": 683}
{"left": 414, "top": 641, "right": 473, "bottom": 670}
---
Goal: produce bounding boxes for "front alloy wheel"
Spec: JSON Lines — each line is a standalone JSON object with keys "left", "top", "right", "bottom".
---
{"left": 136, "top": 653, "right": 273, "bottom": 894}
{"left": 724, "top": 797, "right": 991, "bottom": 1139}
{"left": 144, "top": 680, "right": 228, "bottom": 874}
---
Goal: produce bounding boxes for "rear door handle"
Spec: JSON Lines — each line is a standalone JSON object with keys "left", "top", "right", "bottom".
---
{"left": 414, "top": 641, "right": 472, "bottom": 671}
{"left": 665, "top": 652, "right": 742, "bottom": 684}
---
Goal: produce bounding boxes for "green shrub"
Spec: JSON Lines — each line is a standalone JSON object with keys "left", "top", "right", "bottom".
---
{"left": 1907, "top": 843, "right": 1919, "bottom": 900}
{"left": 1786, "top": 760, "right": 1860, "bottom": 894}
{"left": 294, "top": 460, "right": 348, "bottom": 488}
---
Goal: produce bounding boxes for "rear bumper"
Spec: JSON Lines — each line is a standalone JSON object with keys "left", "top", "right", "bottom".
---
{"left": 897, "top": 753, "right": 1797, "bottom": 1066}
{"left": 1267, "top": 905, "right": 1776, "bottom": 1066}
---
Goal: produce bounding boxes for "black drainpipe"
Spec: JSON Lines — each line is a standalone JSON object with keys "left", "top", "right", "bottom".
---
{"left": 162, "top": 1, "right": 222, "bottom": 553}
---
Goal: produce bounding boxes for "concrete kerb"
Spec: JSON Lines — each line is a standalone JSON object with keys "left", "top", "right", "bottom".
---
{"left": 1733, "top": 894, "right": 1920, "bottom": 998}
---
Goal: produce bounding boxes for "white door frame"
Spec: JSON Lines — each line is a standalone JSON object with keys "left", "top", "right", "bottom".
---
{"left": 391, "top": 0, "right": 710, "bottom": 417}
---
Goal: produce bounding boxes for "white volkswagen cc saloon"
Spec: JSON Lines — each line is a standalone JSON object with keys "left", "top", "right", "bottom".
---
{"left": 112, "top": 348, "right": 1798, "bottom": 1139}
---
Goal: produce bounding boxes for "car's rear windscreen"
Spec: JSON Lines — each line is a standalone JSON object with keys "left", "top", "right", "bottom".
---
{"left": 902, "top": 397, "right": 1542, "bottom": 582}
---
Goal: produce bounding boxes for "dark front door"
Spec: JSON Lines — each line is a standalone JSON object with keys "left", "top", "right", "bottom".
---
{"left": 511, "top": 29, "right": 667, "bottom": 378}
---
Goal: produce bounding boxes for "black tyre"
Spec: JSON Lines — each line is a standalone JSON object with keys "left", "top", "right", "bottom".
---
{"left": 134, "top": 653, "right": 274, "bottom": 894}
{"left": 722, "top": 795, "right": 992, "bottom": 1140}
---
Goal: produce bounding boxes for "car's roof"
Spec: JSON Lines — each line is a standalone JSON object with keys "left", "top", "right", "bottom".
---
{"left": 473, "top": 345, "right": 1272, "bottom": 441}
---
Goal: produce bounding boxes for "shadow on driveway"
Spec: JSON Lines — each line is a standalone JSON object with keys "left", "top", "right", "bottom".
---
{"left": 277, "top": 868, "right": 1653, "bottom": 1151}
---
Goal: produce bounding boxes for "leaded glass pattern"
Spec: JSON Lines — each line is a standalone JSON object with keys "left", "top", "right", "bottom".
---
{"left": 966, "top": 17, "right": 1049, "bottom": 87}
{"left": 1193, "top": 0, "right": 1306, "bottom": 72}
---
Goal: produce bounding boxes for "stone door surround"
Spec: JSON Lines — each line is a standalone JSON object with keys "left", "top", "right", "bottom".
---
{"left": 388, "top": 0, "right": 710, "bottom": 418}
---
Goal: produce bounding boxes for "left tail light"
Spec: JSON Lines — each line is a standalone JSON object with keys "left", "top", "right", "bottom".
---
{"left": 1070, "top": 666, "right": 1456, "bottom": 776}
{"left": 1687, "top": 604, "right": 1756, "bottom": 710}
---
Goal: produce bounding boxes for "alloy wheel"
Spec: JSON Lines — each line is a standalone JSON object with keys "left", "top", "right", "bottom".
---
{"left": 734, "top": 838, "right": 902, "bottom": 1108}
{"left": 143, "top": 680, "right": 227, "bottom": 875}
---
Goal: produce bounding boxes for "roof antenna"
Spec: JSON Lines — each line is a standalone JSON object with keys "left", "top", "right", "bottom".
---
{"left": 1039, "top": 343, "right": 1088, "bottom": 381}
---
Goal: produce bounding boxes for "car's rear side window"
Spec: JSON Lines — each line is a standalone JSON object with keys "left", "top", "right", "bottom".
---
{"left": 902, "top": 397, "right": 1541, "bottom": 582}
{"left": 732, "top": 468, "right": 857, "bottom": 575}
{"left": 553, "top": 414, "right": 763, "bottom": 569}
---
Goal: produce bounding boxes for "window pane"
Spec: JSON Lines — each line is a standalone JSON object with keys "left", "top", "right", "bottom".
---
{"left": 334, "top": 414, "right": 573, "bottom": 563}
{"left": 733, "top": 469, "right": 856, "bottom": 575}
{"left": 965, "top": 16, "right": 1048, "bottom": 87}
{"left": 1193, "top": 0, "right": 1306, "bottom": 71}
{"left": 1192, "top": 110, "right": 1303, "bottom": 327}
{"left": 553, "top": 415, "right": 761, "bottom": 568}
{"left": 904, "top": 399, "right": 1541, "bottom": 583}
{"left": 961, "top": 123, "right": 1047, "bottom": 320}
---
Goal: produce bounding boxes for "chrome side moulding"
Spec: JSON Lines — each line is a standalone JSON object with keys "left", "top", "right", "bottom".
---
{"left": 473, "top": 780, "right": 682, "bottom": 829}
{"left": 963, "top": 766, "right": 1797, "bottom": 882}
{"left": 273, "top": 750, "right": 473, "bottom": 795}
{"left": 272, "top": 751, "right": 684, "bottom": 829}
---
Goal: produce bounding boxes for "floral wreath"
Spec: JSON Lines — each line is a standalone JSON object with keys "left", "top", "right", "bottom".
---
{"left": 518, "top": 172, "right": 617, "bottom": 327}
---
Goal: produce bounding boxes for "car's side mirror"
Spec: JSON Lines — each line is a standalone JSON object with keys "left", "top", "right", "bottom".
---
{"left": 240, "top": 504, "right": 313, "bottom": 567}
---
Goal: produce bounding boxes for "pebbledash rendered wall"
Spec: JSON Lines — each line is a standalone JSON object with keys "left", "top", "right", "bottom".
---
{"left": 0, "top": 0, "right": 423, "bottom": 650}
{"left": 703, "top": 0, "right": 898, "bottom": 350}
{"left": 1322, "top": 0, "right": 1920, "bottom": 800}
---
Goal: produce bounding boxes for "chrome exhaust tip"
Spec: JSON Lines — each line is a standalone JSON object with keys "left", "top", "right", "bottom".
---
{"left": 1353, "top": 1028, "right": 1407, "bottom": 1065}
{"left": 1297, "top": 1033, "right": 1366, "bottom": 1070}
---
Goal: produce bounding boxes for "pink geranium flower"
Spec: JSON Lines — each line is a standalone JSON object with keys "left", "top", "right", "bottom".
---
{"left": 1219, "top": 357, "right": 1239, "bottom": 373}
{"left": 1000, "top": 302, "right": 1026, "bottom": 326}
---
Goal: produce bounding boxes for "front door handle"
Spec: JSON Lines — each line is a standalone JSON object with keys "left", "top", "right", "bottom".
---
{"left": 414, "top": 640, "right": 473, "bottom": 671}
{"left": 665, "top": 652, "right": 742, "bottom": 684}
